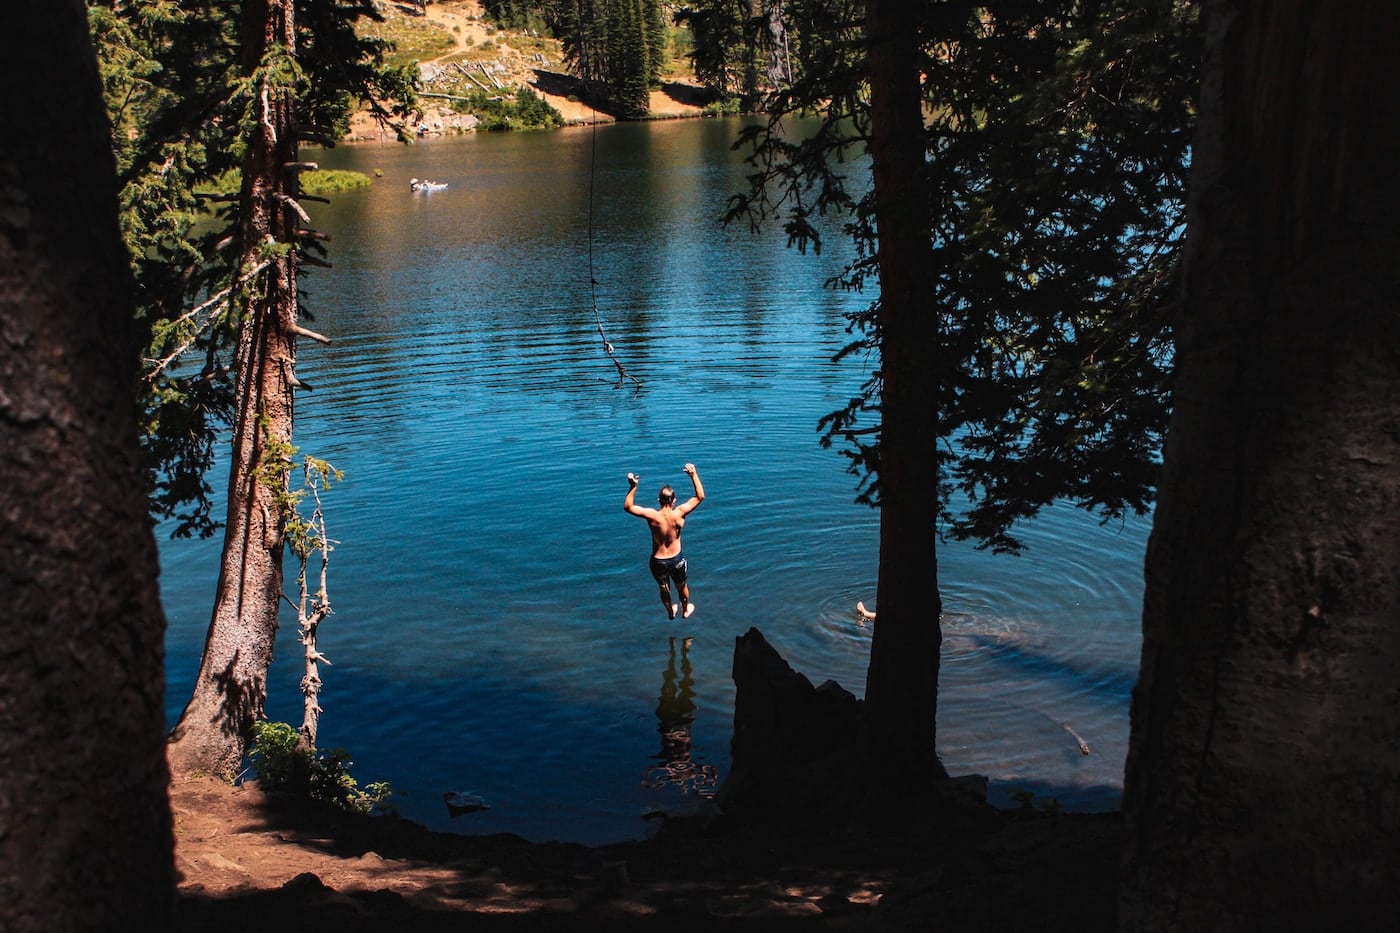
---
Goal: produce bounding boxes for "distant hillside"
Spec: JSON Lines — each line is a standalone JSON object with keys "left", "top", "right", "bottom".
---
{"left": 346, "top": 1, "right": 704, "bottom": 140}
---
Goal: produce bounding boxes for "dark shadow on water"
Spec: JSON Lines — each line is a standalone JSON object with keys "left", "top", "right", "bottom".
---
{"left": 956, "top": 633, "right": 1137, "bottom": 701}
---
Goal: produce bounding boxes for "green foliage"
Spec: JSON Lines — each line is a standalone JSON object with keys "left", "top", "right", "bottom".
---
{"left": 482, "top": 0, "right": 552, "bottom": 34}
{"left": 301, "top": 169, "right": 374, "bottom": 196}
{"left": 252, "top": 425, "right": 345, "bottom": 560}
{"left": 456, "top": 86, "right": 564, "bottom": 130}
{"left": 89, "top": 2, "right": 245, "bottom": 537}
{"left": 194, "top": 167, "right": 372, "bottom": 198}
{"left": 644, "top": 0, "right": 668, "bottom": 83}
{"left": 701, "top": 94, "right": 742, "bottom": 117}
{"left": 140, "top": 371, "right": 229, "bottom": 539}
{"left": 731, "top": 0, "right": 1198, "bottom": 552}
{"left": 285, "top": 456, "right": 342, "bottom": 561}
{"left": 92, "top": 0, "right": 417, "bottom": 538}
{"left": 492, "top": 0, "right": 675, "bottom": 117}
{"left": 676, "top": 0, "right": 793, "bottom": 107}
{"left": 674, "top": 0, "right": 749, "bottom": 99}
{"left": 253, "top": 413, "right": 299, "bottom": 519}
{"left": 606, "top": 0, "right": 652, "bottom": 117}
{"left": 249, "top": 721, "right": 394, "bottom": 815}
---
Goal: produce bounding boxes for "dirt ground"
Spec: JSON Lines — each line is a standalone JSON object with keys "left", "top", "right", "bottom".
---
{"left": 344, "top": 1, "right": 704, "bottom": 142}
{"left": 170, "top": 770, "right": 1124, "bottom": 931}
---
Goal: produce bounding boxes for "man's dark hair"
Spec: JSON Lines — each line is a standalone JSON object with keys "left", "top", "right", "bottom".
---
{"left": 659, "top": 486, "right": 676, "bottom": 505}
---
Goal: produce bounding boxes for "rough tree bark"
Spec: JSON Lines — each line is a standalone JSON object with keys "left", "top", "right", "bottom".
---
{"left": 1120, "top": 1, "right": 1400, "bottom": 928}
{"left": 167, "top": 0, "right": 305, "bottom": 777}
{"left": 0, "top": 2, "right": 174, "bottom": 929}
{"left": 858, "top": 0, "right": 950, "bottom": 806}
{"left": 763, "top": 0, "right": 790, "bottom": 89}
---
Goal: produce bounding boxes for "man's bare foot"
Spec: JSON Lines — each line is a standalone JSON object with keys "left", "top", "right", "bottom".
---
{"left": 683, "top": 602, "right": 696, "bottom": 618}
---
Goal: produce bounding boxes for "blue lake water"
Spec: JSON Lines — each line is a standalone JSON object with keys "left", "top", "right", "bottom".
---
{"left": 158, "top": 116, "right": 1151, "bottom": 846}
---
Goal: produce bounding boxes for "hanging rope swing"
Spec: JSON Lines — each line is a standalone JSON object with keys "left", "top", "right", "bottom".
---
{"left": 586, "top": 104, "right": 642, "bottom": 393}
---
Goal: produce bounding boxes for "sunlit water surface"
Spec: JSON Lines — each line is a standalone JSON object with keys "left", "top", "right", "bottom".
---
{"left": 159, "top": 117, "right": 1150, "bottom": 846}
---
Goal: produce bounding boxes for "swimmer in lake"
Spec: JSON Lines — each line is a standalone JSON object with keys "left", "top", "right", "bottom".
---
{"left": 624, "top": 464, "right": 705, "bottom": 619}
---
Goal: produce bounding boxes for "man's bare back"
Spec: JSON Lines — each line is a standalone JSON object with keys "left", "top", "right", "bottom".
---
{"left": 644, "top": 501, "right": 686, "bottom": 558}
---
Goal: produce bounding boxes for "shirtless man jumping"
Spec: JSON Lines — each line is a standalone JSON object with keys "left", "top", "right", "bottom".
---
{"left": 624, "top": 464, "right": 705, "bottom": 619}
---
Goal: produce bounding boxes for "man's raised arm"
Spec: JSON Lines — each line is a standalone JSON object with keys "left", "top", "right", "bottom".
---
{"left": 624, "top": 472, "right": 646, "bottom": 515}
{"left": 679, "top": 463, "right": 705, "bottom": 513}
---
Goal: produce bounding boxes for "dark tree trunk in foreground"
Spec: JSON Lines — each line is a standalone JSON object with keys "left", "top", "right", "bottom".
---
{"left": 168, "top": 0, "right": 303, "bottom": 777}
{"left": 0, "top": 2, "right": 174, "bottom": 929}
{"left": 859, "top": 0, "right": 949, "bottom": 805}
{"left": 1121, "top": 1, "right": 1400, "bottom": 928}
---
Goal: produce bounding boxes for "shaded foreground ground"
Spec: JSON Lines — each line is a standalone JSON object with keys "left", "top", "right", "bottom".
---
{"left": 172, "top": 773, "right": 1122, "bottom": 931}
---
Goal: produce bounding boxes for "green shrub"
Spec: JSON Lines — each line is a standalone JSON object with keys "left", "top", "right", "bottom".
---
{"left": 453, "top": 86, "right": 562, "bottom": 131}
{"left": 702, "top": 96, "right": 742, "bottom": 117}
{"left": 300, "top": 169, "right": 372, "bottom": 196}
{"left": 193, "top": 169, "right": 371, "bottom": 198}
{"left": 249, "top": 720, "right": 394, "bottom": 816}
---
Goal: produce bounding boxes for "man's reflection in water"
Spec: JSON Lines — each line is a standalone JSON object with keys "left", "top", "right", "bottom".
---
{"left": 643, "top": 636, "right": 718, "bottom": 797}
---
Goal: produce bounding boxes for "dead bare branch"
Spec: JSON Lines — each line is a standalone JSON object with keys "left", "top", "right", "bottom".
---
{"left": 143, "top": 260, "right": 272, "bottom": 381}
{"left": 291, "top": 323, "right": 331, "bottom": 344}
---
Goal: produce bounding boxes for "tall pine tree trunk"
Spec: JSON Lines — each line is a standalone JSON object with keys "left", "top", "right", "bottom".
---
{"left": 859, "top": 0, "right": 949, "bottom": 807}
{"left": 0, "top": 2, "right": 174, "bottom": 928}
{"left": 763, "top": 0, "right": 790, "bottom": 89}
{"left": 1121, "top": 1, "right": 1400, "bottom": 927}
{"left": 168, "top": 0, "right": 302, "bottom": 777}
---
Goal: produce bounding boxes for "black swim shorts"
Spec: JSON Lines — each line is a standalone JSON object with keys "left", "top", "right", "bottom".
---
{"left": 649, "top": 553, "right": 688, "bottom": 585}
